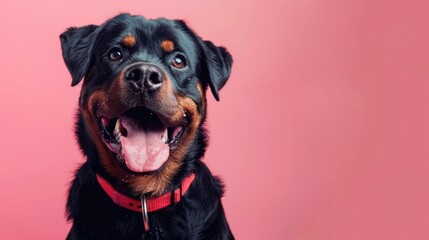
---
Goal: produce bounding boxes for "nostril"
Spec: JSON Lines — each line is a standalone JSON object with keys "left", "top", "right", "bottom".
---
{"left": 126, "top": 68, "right": 143, "bottom": 82}
{"left": 149, "top": 71, "right": 161, "bottom": 84}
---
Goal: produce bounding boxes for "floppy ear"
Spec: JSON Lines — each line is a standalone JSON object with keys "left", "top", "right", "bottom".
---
{"left": 200, "top": 40, "right": 233, "bottom": 101}
{"left": 60, "top": 25, "right": 98, "bottom": 86}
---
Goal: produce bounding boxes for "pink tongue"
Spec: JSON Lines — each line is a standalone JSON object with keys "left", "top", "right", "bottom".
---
{"left": 119, "top": 115, "right": 169, "bottom": 173}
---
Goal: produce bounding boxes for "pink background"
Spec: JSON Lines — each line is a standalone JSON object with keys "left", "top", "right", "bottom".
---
{"left": 1, "top": 0, "right": 428, "bottom": 239}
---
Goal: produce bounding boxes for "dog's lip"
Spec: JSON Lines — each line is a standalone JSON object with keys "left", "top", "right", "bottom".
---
{"left": 96, "top": 106, "right": 188, "bottom": 128}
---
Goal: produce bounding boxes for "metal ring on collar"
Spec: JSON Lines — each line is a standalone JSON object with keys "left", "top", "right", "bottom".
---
{"left": 141, "top": 195, "right": 150, "bottom": 232}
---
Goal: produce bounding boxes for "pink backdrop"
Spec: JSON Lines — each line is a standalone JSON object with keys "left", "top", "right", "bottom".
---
{"left": 1, "top": 0, "right": 428, "bottom": 239}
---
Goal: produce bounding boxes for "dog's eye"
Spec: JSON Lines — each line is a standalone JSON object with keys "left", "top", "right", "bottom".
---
{"left": 171, "top": 55, "right": 186, "bottom": 69}
{"left": 108, "top": 48, "right": 123, "bottom": 61}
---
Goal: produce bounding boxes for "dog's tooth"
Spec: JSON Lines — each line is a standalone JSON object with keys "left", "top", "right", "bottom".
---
{"left": 161, "top": 128, "right": 168, "bottom": 143}
{"left": 114, "top": 119, "right": 120, "bottom": 134}
{"left": 114, "top": 119, "right": 122, "bottom": 140}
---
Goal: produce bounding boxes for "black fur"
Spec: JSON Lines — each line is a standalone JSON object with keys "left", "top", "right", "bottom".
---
{"left": 61, "top": 14, "right": 233, "bottom": 240}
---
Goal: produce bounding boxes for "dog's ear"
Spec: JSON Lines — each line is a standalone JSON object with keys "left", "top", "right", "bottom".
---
{"left": 60, "top": 25, "right": 98, "bottom": 86}
{"left": 200, "top": 40, "right": 233, "bottom": 101}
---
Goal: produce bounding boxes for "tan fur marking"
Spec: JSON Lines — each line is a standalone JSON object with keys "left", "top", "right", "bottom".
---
{"left": 81, "top": 74, "right": 207, "bottom": 197}
{"left": 161, "top": 40, "right": 175, "bottom": 52}
{"left": 129, "top": 80, "right": 202, "bottom": 196}
{"left": 82, "top": 88, "right": 161, "bottom": 196}
{"left": 196, "top": 82, "right": 207, "bottom": 112}
{"left": 130, "top": 95, "right": 202, "bottom": 196}
{"left": 122, "top": 35, "right": 137, "bottom": 47}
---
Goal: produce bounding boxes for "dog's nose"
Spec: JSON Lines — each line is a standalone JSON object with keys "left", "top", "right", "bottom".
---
{"left": 125, "top": 63, "right": 164, "bottom": 91}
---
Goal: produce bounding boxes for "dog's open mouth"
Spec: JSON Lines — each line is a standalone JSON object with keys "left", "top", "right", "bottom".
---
{"left": 98, "top": 107, "right": 187, "bottom": 173}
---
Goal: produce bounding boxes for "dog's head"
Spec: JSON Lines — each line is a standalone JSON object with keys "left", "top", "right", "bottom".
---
{"left": 60, "top": 13, "right": 232, "bottom": 196}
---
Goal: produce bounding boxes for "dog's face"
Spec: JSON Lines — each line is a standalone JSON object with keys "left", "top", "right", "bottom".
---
{"left": 60, "top": 14, "right": 232, "bottom": 196}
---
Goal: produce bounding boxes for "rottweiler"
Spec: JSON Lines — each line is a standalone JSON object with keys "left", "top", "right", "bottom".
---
{"left": 60, "top": 13, "right": 234, "bottom": 240}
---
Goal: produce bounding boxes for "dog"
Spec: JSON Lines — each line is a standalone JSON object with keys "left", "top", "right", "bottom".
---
{"left": 60, "top": 13, "right": 234, "bottom": 240}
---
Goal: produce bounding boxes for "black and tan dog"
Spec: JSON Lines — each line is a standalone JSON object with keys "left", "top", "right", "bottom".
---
{"left": 60, "top": 13, "right": 233, "bottom": 239}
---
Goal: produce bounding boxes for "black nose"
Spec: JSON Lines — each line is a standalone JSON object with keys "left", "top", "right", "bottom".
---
{"left": 125, "top": 63, "right": 164, "bottom": 91}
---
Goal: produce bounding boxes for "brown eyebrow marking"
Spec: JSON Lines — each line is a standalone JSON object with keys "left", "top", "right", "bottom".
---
{"left": 161, "top": 40, "right": 175, "bottom": 52}
{"left": 122, "top": 35, "right": 137, "bottom": 47}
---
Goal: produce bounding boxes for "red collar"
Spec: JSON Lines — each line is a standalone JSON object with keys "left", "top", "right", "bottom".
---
{"left": 96, "top": 173, "right": 195, "bottom": 213}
